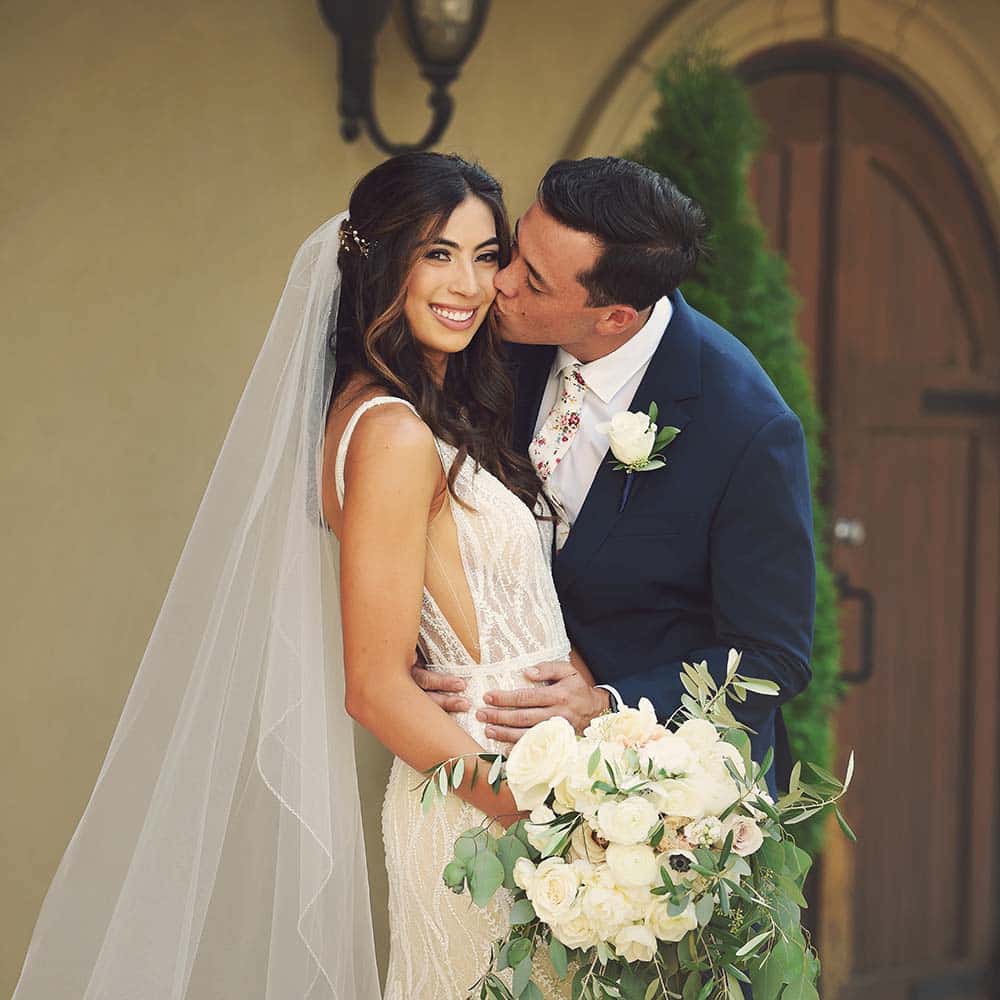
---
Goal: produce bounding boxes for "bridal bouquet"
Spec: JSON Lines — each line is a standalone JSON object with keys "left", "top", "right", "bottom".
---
{"left": 421, "top": 651, "right": 854, "bottom": 1000}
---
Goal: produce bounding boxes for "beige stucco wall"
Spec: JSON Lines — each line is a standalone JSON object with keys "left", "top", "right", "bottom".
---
{"left": 3, "top": 0, "right": 999, "bottom": 995}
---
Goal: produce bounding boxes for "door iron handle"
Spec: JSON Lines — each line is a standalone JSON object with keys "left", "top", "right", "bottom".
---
{"left": 836, "top": 572, "right": 875, "bottom": 684}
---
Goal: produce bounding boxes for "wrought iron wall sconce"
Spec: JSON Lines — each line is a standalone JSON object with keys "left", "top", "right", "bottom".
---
{"left": 318, "top": 0, "right": 491, "bottom": 155}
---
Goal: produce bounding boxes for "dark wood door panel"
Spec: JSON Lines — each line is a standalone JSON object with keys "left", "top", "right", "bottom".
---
{"left": 747, "top": 53, "right": 1000, "bottom": 1000}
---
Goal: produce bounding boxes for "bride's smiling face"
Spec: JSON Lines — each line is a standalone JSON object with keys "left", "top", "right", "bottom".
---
{"left": 403, "top": 195, "right": 501, "bottom": 372}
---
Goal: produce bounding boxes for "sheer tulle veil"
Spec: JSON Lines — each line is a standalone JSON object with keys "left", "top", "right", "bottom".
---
{"left": 13, "top": 212, "right": 383, "bottom": 999}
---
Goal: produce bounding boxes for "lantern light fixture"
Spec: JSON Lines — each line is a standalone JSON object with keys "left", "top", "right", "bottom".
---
{"left": 318, "top": 0, "right": 491, "bottom": 155}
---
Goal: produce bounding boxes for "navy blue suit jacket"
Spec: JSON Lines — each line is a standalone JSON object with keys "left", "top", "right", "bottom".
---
{"left": 510, "top": 291, "right": 815, "bottom": 794}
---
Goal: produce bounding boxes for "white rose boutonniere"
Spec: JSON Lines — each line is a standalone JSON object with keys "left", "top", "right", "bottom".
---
{"left": 596, "top": 402, "right": 680, "bottom": 511}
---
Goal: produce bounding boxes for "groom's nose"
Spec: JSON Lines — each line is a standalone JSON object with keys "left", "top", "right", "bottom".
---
{"left": 493, "top": 261, "right": 516, "bottom": 298}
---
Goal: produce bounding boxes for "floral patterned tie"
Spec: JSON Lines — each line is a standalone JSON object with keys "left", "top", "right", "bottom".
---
{"left": 529, "top": 362, "right": 587, "bottom": 549}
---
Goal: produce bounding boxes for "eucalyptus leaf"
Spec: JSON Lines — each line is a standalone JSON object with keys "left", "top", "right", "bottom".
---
{"left": 468, "top": 849, "right": 505, "bottom": 907}
{"left": 497, "top": 835, "right": 530, "bottom": 889}
{"left": 508, "top": 936, "right": 532, "bottom": 966}
{"left": 694, "top": 893, "right": 714, "bottom": 926}
{"left": 420, "top": 779, "right": 437, "bottom": 814}
{"left": 509, "top": 897, "right": 536, "bottom": 925}
{"left": 781, "top": 977, "right": 820, "bottom": 1000}
{"left": 513, "top": 954, "right": 533, "bottom": 997}
{"left": 521, "top": 983, "right": 543, "bottom": 1000}
{"left": 549, "top": 936, "right": 569, "bottom": 978}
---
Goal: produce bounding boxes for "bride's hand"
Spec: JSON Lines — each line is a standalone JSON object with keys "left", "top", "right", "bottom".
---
{"left": 477, "top": 659, "right": 610, "bottom": 744}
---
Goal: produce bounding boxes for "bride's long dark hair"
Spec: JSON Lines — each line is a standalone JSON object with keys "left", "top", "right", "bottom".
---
{"left": 331, "top": 152, "right": 542, "bottom": 509}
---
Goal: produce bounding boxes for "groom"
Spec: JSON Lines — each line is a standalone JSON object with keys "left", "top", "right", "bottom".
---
{"left": 415, "top": 157, "right": 814, "bottom": 795}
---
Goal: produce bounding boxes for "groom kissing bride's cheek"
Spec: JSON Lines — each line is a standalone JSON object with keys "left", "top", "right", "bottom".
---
{"left": 414, "top": 157, "right": 815, "bottom": 799}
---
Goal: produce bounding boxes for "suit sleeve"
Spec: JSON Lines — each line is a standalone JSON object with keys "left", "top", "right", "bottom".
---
{"left": 612, "top": 409, "right": 815, "bottom": 736}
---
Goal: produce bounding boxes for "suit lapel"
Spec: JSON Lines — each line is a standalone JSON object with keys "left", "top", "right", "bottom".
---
{"left": 555, "top": 290, "right": 703, "bottom": 591}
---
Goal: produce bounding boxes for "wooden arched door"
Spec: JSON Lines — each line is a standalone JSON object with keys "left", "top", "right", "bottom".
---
{"left": 743, "top": 48, "right": 1000, "bottom": 1000}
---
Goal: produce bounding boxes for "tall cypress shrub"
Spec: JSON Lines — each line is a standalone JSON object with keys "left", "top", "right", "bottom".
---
{"left": 629, "top": 49, "right": 841, "bottom": 855}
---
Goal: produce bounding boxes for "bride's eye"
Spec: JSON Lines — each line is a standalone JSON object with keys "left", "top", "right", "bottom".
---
{"left": 425, "top": 248, "right": 451, "bottom": 261}
{"left": 477, "top": 251, "right": 499, "bottom": 264}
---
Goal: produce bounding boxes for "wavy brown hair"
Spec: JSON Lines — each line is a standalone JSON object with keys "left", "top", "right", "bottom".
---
{"left": 331, "top": 152, "right": 542, "bottom": 510}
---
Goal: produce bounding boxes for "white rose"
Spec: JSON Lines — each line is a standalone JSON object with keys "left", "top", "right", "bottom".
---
{"left": 596, "top": 797, "right": 660, "bottom": 846}
{"left": 643, "top": 731, "right": 695, "bottom": 776}
{"left": 569, "top": 821, "right": 608, "bottom": 865}
{"left": 645, "top": 899, "right": 698, "bottom": 942}
{"left": 553, "top": 741, "right": 607, "bottom": 818}
{"left": 724, "top": 816, "right": 765, "bottom": 857}
{"left": 612, "top": 923, "right": 658, "bottom": 963}
{"left": 526, "top": 857, "right": 581, "bottom": 924}
{"left": 603, "top": 698, "right": 661, "bottom": 747}
{"left": 676, "top": 718, "right": 719, "bottom": 754}
{"left": 551, "top": 907, "right": 599, "bottom": 950}
{"left": 524, "top": 805, "right": 557, "bottom": 853}
{"left": 606, "top": 843, "right": 659, "bottom": 888}
{"left": 580, "top": 884, "right": 632, "bottom": 936}
{"left": 513, "top": 856, "right": 537, "bottom": 893}
{"left": 597, "top": 411, "right": 657, "bottom": 467}
{"left": 505, "top": 716, "right": 578, "bottom": 810}
{"left": 649, "top": 775, "right": 709, "bottom": 821}
{"left": 684, "top": 816, "right": 724, "bottom": 848}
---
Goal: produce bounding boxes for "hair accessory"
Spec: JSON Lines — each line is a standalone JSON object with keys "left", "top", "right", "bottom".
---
{"left": 339, "top": 219, "right": 373, "bottom": 258}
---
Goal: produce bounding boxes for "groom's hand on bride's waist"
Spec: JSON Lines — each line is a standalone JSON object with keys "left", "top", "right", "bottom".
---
{"left": 476, "top": 661, "right": 610, "bottom": 744}
{"left": 410, "top": 662, "right": 472, "bottom": 714}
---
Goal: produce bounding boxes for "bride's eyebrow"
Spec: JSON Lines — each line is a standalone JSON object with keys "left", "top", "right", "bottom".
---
{"left": 425, "top": 236, "right": 500, "bottom": 250}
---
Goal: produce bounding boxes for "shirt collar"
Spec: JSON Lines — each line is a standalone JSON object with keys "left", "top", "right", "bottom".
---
{"left": 554, "top": 295, "right": 673, "bottom": 405}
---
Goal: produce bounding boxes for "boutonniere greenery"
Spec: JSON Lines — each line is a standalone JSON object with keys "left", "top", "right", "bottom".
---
{"left": 597, "top": 402, "right": 680, "bottom": 511}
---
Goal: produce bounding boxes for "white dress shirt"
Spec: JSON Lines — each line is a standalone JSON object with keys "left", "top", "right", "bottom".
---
{"left": 533, "top": 295, "right": 674, "bottom": 714}
{"left": 533, "top": 295, "right": 673, "bottom": 526}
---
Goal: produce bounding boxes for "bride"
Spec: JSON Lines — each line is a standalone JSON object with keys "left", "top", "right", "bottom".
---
{"left": 12, "top": 152, "right": 594, "bottom": 999}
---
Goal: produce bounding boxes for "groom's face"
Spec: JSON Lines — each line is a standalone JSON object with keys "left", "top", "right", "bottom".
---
{"left": 492, "top": 201, "right": 603, "bottom": 348}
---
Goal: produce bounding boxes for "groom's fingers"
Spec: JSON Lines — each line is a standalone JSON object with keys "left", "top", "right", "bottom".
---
{"left": 522, "top": 660, "right": 576, "bottom": 683}
{"left": 412, "top": 664, "right": 466, "bottom": 693}
{"left": 477, "top": 707, "right": 558, "bottom": 729}
{"left": 484, "top": 685, "right": 563, "bottom": 708}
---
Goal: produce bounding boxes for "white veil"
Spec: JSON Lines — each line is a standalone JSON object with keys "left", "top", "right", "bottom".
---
{"left": 13, "top": 213, "right": 382, "bottom": 999}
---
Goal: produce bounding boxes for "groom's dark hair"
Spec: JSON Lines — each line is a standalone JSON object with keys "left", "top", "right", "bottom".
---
{"left": 538, "top": 157, "right": 707, "bottom": 310}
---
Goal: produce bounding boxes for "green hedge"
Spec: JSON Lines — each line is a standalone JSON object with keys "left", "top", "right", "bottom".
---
{"left": 629, "top": 49, "right": 842, "bottom": 855}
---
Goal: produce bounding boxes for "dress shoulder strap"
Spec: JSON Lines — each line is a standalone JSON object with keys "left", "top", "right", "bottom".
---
{"left": 334, "top": 396, "right": 420, "bottom": 506}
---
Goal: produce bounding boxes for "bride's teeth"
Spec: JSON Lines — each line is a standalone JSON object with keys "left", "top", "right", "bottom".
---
{"left": 431, "top": 305, "right": 475, "bottom": 322}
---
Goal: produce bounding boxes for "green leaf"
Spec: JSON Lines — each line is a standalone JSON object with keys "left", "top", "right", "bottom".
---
{"left": 682, "top": 970, "right": 701, "bottom": 1000}
{"left": 782, "top": 977, "right": 820, "bottom": 1000}
{"left": 588, "top": 746, "right": 602, "bottom": 777}
{"left": 644, "top": 982, "right": 660, "bottom": 1000}
{"left": 640, "top": 458, "right": 666, "bottom": 471}
{"left": 438, "top": 766, "right": 450, "bottom": 797}
{"left": 513, "top": 954, "right": 533, "bottom": 997}
{"left": 498, "top": 835, "right": 531, "bottom": 889}
{"left": 549, "top": 936, "right": 568, "bottom": 978}
{"left": 834, "top": 804, "right": 858, "bottom": 842}
{"left": 488, "top": 755, "right": 504, "bottom": 785}
{"left": 509, "top": 897, "right": 536, "bottom": 925}
{"left": 736, "top": 929, "right": 772, "bottom": 957}
{"left": 508, "top": 936, "right": 532, "bottom": 966}
{"left": 468, "top": 850, "right": 505, "bottom": 907}
{"left": 803, "top": 760, "right": 843, "bottom": 787}
{"left": 497, "top": 940, "right": 512, "bottom": 971}
{"left": 739, "top": 677, "right": 780, "bottom": 696}
{"left": 789, "top": 760, "right": 802, "bottom": 795}
{"left": 750, "top": 953, "right": 785, "bottom": 999}
{"left": 648, "top": 401, "right": 659, "bottom": 424}
{"left": 452, "top": 757, "right": 465, "bottom": 789}
{"left": 521, "top": 983, "right": 543, "bottom": 1000}
{"left": 694, "top": 894, "right": 714, "bottom": 926}
{"left": 843, "top": 750, "right": 856, "bottom": 792}
{"left": 696, "top": 980, "right": 714, "bottom": 1000}
{"left": 420, "top": 779, "right": 437, "bottom": 814}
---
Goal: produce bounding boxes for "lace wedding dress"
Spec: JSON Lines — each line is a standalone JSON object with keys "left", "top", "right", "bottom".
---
{"left": 335, "top": 397, "right": 571, "bottom": 999}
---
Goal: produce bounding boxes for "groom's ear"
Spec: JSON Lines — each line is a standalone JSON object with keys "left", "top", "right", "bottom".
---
{"left": 594, "top": 305, "right": 640, "bottom": 337}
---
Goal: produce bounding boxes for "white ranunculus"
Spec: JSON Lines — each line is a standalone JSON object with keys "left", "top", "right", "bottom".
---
{"left": 569, "top": 821, "right": 608, "bottom": 865}
{"left": 595, "top": 796, "right": 660, "bottom": 846}
{"left": 513, "top": 857, "right": 537, "bottom": 893}
{"left": 597, "top": 411, "right": 657, "bottom": 467}
{"left": 550, "top": 906, "right": 599, "bottom": 950}
{"left": 524, "top": 805, "right": 557, "bottom": 852}
{"left": 684, "top": 816, "right": 724, "bottom": 848}
{"left": 603, "top": 697, "right": 661, "bottom": 747}
{"left": 525, "top": 857, "right": 581, "bottom": 925}
{"left": 645, "top": 898, "right": 698, "bottom": 942}
{"left": 613, "top": 923, "right": 658, "bottom": 963}
{"left": 606, "top": 843, "right": 660, "bottom": 888}
{"left": 724, "top": 816, "right": 765, "bottom": 857}
{"left": 505, "top": 716, "right": 578, "bottom": 810}
{"left": 581, "top": 886, "right": 632, "bottom": 938}
{"left": 643, "top": 731, "right": 695, "bottom": 776}
{"left": 676, "top": 718, "right": 720, "bottom": 754}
